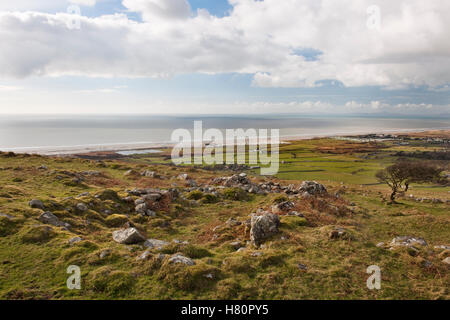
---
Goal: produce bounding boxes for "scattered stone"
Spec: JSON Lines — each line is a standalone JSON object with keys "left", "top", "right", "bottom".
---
{"left": 0, "top": 213, "right": 14, "bottom": 220}
{"left": 177, "top": 173, "right": 189, "bottom": 180}
{"left": 68, "top": 237, "right": 83, "bottom": 245}
{"left": 112, "top": 227, "right": 146, "bottom": 244}
{"left": 229, "top": 241, "right": 243, "bottom": 250}
{"left": 37, "top": 165, "right": 48, "bottom": 170}
{"left": 204, "top": 273, "right": 214, "bottom": 279}
{"left": 225, "top": 217, "right": 242, "bottom": 227}
{"left": 250, "top": 251, "right": 263, "bottom": 257}
{"left": 99, "top": 249, "right": 111, "bottom": 259}
{"left": 250, "top": 212, "right": 280, "bottom": 246}
{"left": 287, "top": 211, "right": 304, "bottom": 217}
{"left": 123, "top": 169, "right": 137, "bottom": 176}
{"left": 29, "top": 199, "right": 44, "bottom": 210}
{"left": 76, "top": 203, "right": 88, "bottom": 212}
{"left": 442, "top": 257, "right": 450, "bottom": 265}
{"left": 421, "top": 259, "right": 433, "bottom": 268}
{"left": 137, "top": 250, "right": 153, "bottom": 261}
{"left": 141, "top": 170, "right": 158, "bottom": 178}
{"left": 407, "top": 247, "right": 420, "bottom": 257}
{"left": 77, "top": 192, "right": 90, "bottom": 198}
{"left": 297, "top": 263, "right": 308, "bottom": 271}
{"left": 298, "top": 181, "right": 327, "bottom": 195}
{"left": 135, "top": 203, "right": 155, "bottom": 216}
{"left": 390, "top": 236, "right": 427, "bottom": 248}
{"left": 434, "top": 245, "right": 450, "bottom": 250}
{"left": 144, "top": 239, "right": 170, "bottom": 250}
{"left": 271, "top": 201, "right": 294, "bottom": 214}
{"left": 376, "top": 242, "right": 385, "bottom": 248}
{"left": 329, "top": 228, "right": 348, "bottom": 240}
{"left": 143, "top": 193, "right": 162, "bottom": 202}
{"left": 168, "top": 254, "right": 195, "bottom": 266}
{"left": 38, "top": 212, "right": 70, "bottom": 228}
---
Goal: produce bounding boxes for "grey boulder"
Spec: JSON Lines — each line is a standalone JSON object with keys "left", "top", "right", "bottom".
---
{"left": 112, "top": 227, "right": 145, "bottom": 244}
{"left": 250, "top": 212, "right": 280, "bottom": 246}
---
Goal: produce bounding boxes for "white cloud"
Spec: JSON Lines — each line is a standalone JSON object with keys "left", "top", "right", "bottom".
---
{"left": 69, "top": 0, "right": 97, "bottom": 7}
{"left": 123, "top": 0, "right": 191, "bottom": 21}
{"left": 0, "top": 85, "right": 22, "bottom": 91}
{"left": 0, "top": 0, "right": 449, "bottom": 89}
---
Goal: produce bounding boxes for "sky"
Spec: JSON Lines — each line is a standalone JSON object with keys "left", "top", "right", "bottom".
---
{"left": 0, "top": 0, "right": 449, "bottom": 115}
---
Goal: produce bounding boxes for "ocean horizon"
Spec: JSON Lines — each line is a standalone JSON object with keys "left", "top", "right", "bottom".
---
{"left": 0, "top": 114, "right": 449, "bottom": 155}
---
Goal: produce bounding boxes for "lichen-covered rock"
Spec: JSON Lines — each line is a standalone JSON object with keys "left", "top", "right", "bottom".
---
{"left": 298, "top": 181, "right": 327, "bottom": 195}
{"left": 250, "top": 212, "right": 280, "bottom": 246}
{"left": 38, "top": 212, "right": 70, "bottom": 228}
{"left": 112, "top": 227, "right": 145, "bottom": 244}
{"left": 144, "top": 239, "right": 169, "bottom": 250}
{"left": 168, "top": 254, "right": 195, "bottom": 266}
{"left": 76, "top": 203, "right": 88, "bottom": 212}
{"left": 390, "top": 236, "right": 427, "bottom": 248}
{"left": 29, "top": 199, "right": 44, "bottom": 210}
{"left": 271, "top": 201, "right": 294, "bottom": 214}
{"left": 68, "top": 236, "right": 83, "bottom": 245}
{"left": 141, "top": 170, "right": 158, "bottom": 178}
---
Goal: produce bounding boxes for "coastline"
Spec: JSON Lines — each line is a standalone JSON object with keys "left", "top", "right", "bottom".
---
{"left": 1, "top": 128, "right": 449, "bottom": 157}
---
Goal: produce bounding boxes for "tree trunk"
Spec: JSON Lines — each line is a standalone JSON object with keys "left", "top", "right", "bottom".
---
{"left": 390, "top": 189, "right": 397, "bottom": 202}
{"left": 405, "top": 183, "right": 409, "bottom": 192}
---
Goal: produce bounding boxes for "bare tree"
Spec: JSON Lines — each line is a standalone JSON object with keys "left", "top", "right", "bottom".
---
{"left": 376, "top": 160, "right": 444, "bottom": 202}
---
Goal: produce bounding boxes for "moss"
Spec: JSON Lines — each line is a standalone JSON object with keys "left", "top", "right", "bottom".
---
{"left": 105, "top": 214, "right": 129, "bottom": 227}
{"left": 186, "top": 190, "right": 204, "bottom": 200}
{"left": 222, "top": 256, "right": 256, "bottom": 275}
{"left": 160, "top": 244, "right": 212, "bottom": 259}
{"left": 272, "top": 195, "right": 289, "bottom": 204}
{"left": 96, "top": 189, "right": 120, "bottom": 202}
{"left": 89, "top": 267, "right": 135, "bottom": 297}
{"left": 158, "top": 262, "right": 220, "bottom": 291}
{"left": 281, "top": 216, "right": 308, "bottom": 229}
{"left": 258, "top": 253, "right": 286, "bottom": 269}
{"left": 214, "top": 278, "right": 242, "bottom": 299}
{"left": 0, "top": 216, "right": 18, "bottom": 237}
{"left": 181, "top": 245, "right": 213, "bottom": 259}
{"left": 200, "top": 194, "right": 219, "bottom": 204}
{"left": 222, "top": 188, "right": 250, "bottom": 201}
{"left": 19, "top": 225, "right": 56, "bottom": 244}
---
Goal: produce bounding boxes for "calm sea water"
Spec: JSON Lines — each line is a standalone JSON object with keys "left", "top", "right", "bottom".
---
{"left": 0, "top": 114, "right": 449, "bottom": 154}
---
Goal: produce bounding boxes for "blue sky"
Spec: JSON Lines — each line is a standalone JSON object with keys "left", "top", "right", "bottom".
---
{"left": 0, "top": 0, "right": 449, "bottom": 115}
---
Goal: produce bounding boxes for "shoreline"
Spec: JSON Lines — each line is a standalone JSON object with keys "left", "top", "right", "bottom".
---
{"left": 1, "top": 128, "right": 449, "bottom": 157}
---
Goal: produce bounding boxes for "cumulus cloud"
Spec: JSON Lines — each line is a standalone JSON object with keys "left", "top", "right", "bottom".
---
{"left": 0, "top": 0, "right": 450, "bottom": 89}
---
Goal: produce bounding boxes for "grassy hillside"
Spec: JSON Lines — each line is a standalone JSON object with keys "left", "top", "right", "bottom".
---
{"left": 0, "top": 137, "right": 448, "bottom": 300}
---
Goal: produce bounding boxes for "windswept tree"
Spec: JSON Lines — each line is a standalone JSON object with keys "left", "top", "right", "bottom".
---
{"left": 376, "top": 160, "right": 444, "bottom": 202}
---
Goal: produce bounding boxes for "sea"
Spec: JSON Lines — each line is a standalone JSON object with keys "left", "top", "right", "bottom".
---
{"left": 0, "top": 114, "right": 449, "bottom": 155}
